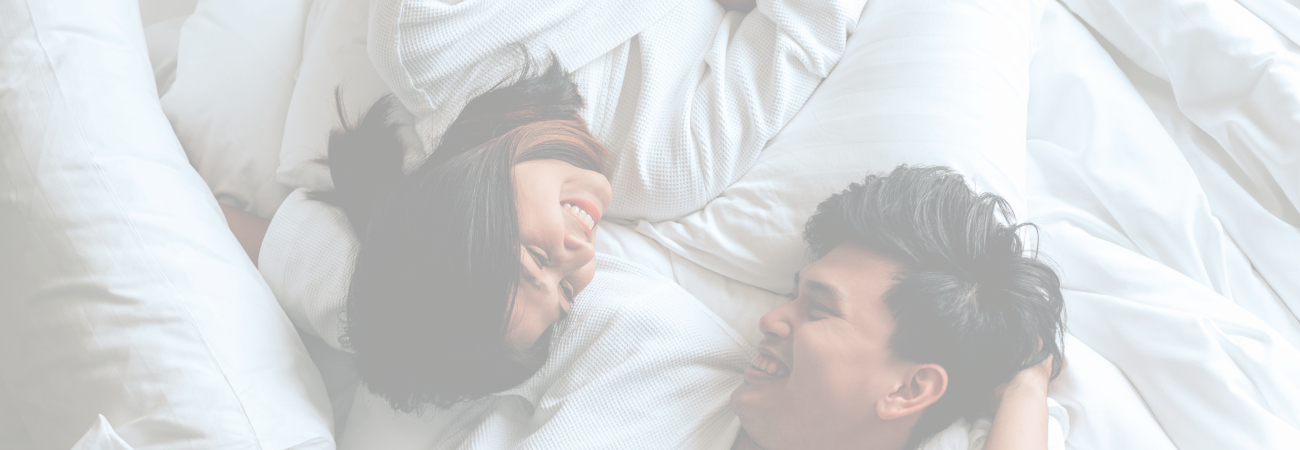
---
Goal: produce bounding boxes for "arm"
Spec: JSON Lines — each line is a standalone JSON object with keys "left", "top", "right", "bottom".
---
{"left": 984, "top": 356, "right": 1055, "bottom": 450}
{"left": 367, "top": 0, "right": 681, "bottom": 147}
{"left": 220, "top": 202, "right": 270, "bottom": 266}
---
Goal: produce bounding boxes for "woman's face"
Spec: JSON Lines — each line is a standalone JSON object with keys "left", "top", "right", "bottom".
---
{"left": 504, "top": 159, "right": 612, "bottom": 350}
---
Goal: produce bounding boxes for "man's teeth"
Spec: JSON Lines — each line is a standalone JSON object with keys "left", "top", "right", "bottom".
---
{"left": 563, "top": 202, "right": 595, "bottom": 230}
{"left": 752, "top": 355, "right": 790, "bottom": 377}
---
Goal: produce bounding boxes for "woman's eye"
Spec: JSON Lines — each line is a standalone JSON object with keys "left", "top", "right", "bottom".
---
{"left": 529, "top": 248, "right": 550, "bottom": 267}
{"left": 561, "top": 281, "right": 575, "bottom": 301}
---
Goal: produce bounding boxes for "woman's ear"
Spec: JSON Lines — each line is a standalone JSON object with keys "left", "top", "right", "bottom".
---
{"left": 876, "top": 364, "right": 948, "bottom": 420}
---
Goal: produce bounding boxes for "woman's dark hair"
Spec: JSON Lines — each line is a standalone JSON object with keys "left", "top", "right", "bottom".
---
{"left": 320, "top": 57, "right": 608, "bottom": 412}
{"left": 803, "top": 165, "right": 1065, "bottom": 450}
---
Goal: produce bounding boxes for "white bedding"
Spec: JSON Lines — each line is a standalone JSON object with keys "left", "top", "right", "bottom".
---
{"left": 16, "top": 0, "right": 1298, "bottom": 448}
{"left": 1026, "top": 3, "right": 1300, "bottom": 447}
{"left": 0, "top": 0, "right": 332, "bottom": 448}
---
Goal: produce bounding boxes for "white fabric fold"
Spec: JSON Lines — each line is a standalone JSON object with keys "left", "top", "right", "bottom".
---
{"left": 69, "top": 416, "right": 134, "bottom": 450}
{"left": 1025, "top": 3, "right": 1300, "bottom": 448}
{"left": 1061, "top": 0, "right": 1300, "bottom": 226}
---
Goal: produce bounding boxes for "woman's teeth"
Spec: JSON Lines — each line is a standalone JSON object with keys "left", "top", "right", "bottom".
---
{"left": 563, "top": 202, "right": 595, "bottom": 231}
{"left": 751, "top": 355, "right": 790, "bottom": 378}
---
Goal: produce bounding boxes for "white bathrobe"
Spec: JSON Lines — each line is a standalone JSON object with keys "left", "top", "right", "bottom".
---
{"left": 331, "top": 253, "right": 1066, "bottom": 449}
{"left": 368, "top": 0, "right": 869, "bottom": 220}
{"left": 337, "top": 254, "right": 756, "bottom": 450}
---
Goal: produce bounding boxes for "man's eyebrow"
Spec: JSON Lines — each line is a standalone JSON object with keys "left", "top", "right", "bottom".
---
{"left": 803, "top": 277, "right": 847, "bottom": 312}
{"left": 804, "top": 279, "right": 841, "bottom": 298}
{"left": 794, "top": 271, "right": 843, "bottom": 298}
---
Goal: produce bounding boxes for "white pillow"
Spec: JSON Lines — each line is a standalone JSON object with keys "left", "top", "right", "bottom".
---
{"left": 276, "top": 0, "right": 400, "bottom": 193}
{"left": 637, "top": 0, "right": 1043, "bottom": 295}
{"left": 0, "top": 385, "right": 29, "bottom": 449}
{"left": 139, "top": 0, "right": 195, "bottom": 27}
{"left": 143, "top": 14, "right": 185, "bottom": 97}
{"left": 0, "top": 0, "right": 332, "bottom": 448}
{"left": 159, "top": 0, "right": 311, "bottom": 218}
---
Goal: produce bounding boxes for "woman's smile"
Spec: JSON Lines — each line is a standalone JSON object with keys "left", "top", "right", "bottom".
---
{"left": 561, "top": 199, "right": 600, "bottom": 233}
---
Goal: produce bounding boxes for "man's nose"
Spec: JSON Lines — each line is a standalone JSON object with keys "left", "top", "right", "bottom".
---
{"left": 758, "top": 300, "right": 795, "bottom": 342}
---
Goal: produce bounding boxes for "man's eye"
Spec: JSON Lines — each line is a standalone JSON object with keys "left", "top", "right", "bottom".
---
{"left": 806, "top": 301, "right": 829, "bottom": 320}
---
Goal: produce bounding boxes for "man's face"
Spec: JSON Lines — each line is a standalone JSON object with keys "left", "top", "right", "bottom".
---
{"left": 731, "top": 243, "right": 913, "bottom": 449}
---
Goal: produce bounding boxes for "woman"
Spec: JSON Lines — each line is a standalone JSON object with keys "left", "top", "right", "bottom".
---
{"left": 307, "top": 0, "right": 874, "bottom": 411}
{"left": 221, "top": 60, "right": 614, "bottom": 411}
{"left": 326, "top": 60, "right": 613, "bottom": 410}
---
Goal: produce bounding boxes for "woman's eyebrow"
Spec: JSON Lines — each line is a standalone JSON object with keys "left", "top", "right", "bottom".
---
{"left": 521, "top": 266, "right": 547, "bottom": 290}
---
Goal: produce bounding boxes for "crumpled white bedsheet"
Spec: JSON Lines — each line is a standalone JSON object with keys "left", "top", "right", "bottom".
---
{"left": 1028, "top": 1, "right": 1300, "bottom": 448}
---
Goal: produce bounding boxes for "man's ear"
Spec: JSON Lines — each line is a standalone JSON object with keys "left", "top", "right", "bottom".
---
{"left": 876, "top": 364, "right": 947, "bottom": 420}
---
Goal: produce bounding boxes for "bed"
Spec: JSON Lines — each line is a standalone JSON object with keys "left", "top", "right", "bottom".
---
{"left": 1, "top": 0, "right": 1297, "bottom": 448}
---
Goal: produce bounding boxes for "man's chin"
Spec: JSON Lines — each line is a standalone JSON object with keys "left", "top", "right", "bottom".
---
{"left": 729, "top": 382, "right": 767, "bottom": 421}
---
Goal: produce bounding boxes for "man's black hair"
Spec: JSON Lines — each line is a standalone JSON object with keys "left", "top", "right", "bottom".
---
{"left": 803, "top": 165, "right": 1065, "bottom": 449}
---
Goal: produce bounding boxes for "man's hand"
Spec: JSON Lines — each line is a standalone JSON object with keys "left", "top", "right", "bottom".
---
{"left": 984, "top": 355, "right": 1060, "bottom": 450}
{"left": 995, "top": 355, "right": 1055, "bottom": 409}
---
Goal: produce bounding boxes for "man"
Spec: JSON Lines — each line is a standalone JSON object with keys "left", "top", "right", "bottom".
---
{"left": 730, "top": 165, "right": 1064, "bottom": 449}
{"left": 336, "top": 165, "right": 1065, "bottom": 450}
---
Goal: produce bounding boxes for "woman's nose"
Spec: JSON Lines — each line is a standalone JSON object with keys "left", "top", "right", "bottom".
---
{"left": 560, "top": 230, "right": 595, "bottom": 270}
